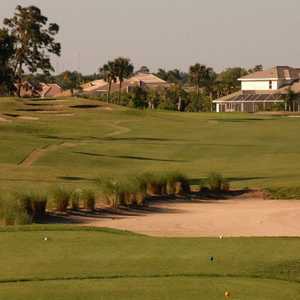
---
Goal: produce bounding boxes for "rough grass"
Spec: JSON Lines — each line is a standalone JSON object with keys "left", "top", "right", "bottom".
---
{"left": 0, "top": 228, "right": 300, "bottom": 299}
{"left": 264, "top": 187, "right": 300, "bottom": 199}
{"left": 2, "top": 97, "right": 300, "bottom": 195}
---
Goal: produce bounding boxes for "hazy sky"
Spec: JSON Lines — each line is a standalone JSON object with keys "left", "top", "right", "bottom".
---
{"left": 1, "top": 0, "right": 300, "bottom": 74}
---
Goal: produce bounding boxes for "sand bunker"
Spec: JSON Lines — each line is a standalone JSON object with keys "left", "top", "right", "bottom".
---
{"left": 52, "top": 113, "right": 74, "bottom": 117}
{"left": 0, "top": 117, "right": 10, "bottom": 122}
{"left": 79, "top": 197, "right": 300, "bottom": 237}
{"left": 17, "top": 116, "right": 40, "bottom": 120}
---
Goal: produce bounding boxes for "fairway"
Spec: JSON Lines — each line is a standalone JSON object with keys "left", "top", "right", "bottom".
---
{"left": 0, "top": 228, "right": 300, "bottom": 299}
{"left": 2, "top": 98, "right": 300, "bottom": 299}
{"left": 1, "top": 97, "right": 300, "bottom": 193}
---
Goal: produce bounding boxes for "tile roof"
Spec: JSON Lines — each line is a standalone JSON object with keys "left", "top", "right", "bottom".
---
{"left": 40, "top": 83, "right": 63, "bottom": 97}
{"left": 239, "top": 66, "right": 300, "bottom": 81}
{"left": 81, "top": 80, "right": 108, "bottom": 93}
{"left": 128, "top": 72, "right": 167, "bottom": 85}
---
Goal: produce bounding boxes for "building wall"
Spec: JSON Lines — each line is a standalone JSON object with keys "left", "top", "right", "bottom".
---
{"left": 241, "top": 80, "right": 279, "bottom": 91}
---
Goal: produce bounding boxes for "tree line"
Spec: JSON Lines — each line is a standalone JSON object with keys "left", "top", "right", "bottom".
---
{"left": 0, "top": 5, "right": 263, "bottom": 112}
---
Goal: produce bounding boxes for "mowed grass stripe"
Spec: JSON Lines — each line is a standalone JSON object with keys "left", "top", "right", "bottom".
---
{"left": 1, "top": 272, "right": 300, "bottom": 285}
{"left": 2, "top": 97, "right": 300, "bottom": 193}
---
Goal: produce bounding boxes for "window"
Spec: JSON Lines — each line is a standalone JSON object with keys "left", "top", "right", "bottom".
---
{"left": 269, "top": 81, "right": 272, "bottom": 89}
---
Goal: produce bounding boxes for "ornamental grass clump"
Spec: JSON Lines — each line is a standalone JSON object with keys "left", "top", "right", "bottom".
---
{"left": 71, "top": 189, "right": 81, "bottom": 210}
{"left": 140, "top": 172, "right": 166, "bottom": 196}
{"left": 207, "top": 172, "right": 230, "bottom": 192}
{"left": 0, "top": 196, "right": 30, "bottom": 225}
{"left": 98, "top": 177, "right": 124, "bottom": 208}
{"left": 98, "top": 176, "right": 147, "bottom": 208}
{"left": 52, "top": 187, "right": 71, "bottom": 212}
{"left": 82, "top": 189, "right": 96, "bottom": 211}
{"left": 15, "top": 191, "right": 48, "bottom": 220}
{"left": 122, "top": 176, "right": 147, "bottom": 207}
{"left": 165, "top": 172, "right": 190, "bottom": 195}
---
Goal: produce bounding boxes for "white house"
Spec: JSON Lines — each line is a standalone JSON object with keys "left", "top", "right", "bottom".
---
{"left": 213, "top": 66, "right": 300, "bottom": 113}
{"left": 239, "top": 66, "right": 300, "bottom": 91}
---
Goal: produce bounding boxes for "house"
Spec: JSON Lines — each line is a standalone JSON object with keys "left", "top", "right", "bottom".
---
{"left": 40, "top": 83, "right": 63, "bottom": 98}
{"left": 81, "top": 72, "right": 169, "bottom": 96}
{"left": 16, "top": 81, "right": 63, "bottom": 98}
{"left": 213, "top": 66, "right": 300, "bottom": 112}
{"left": 125, "top": 72, "right": 169, "bottom": 91}
{"left": 16, "top": 81, "right": 40, "bottom": 98}
{"left": 81, "top": 79, "right": 108, "bottom": 94}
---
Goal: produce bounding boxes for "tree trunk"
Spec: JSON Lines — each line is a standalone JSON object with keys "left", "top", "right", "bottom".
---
{"left": 118, "top": 81, "right": 122, "bottom": 104}
{"left": 17, "top": 78, "right": 22, "bottom": 98}
{"left": 107, "top": 80, "right": 112, "bottom": 103}
{"left": 16, "top": 63, "right": 23, "bottom": 98}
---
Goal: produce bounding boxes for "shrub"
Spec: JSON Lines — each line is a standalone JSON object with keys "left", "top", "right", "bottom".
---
{"left": 206, "top": 172, "right": 230, "bottom": 192}
{"left": 52, "top": 187, "right": 71, "bottom": 212}
{"left": 82, "top": 189, "right": 96, "bottom": 211}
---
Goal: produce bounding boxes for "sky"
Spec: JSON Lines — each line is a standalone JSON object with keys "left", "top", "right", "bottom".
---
{"left": 1, "top": 0, "right": 300, "bottom": 75}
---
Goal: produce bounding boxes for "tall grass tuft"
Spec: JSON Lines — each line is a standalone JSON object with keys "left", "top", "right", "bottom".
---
{"left": 98, "top": 178, "right": 124, "bottom": 208}
{"left": 0, "top": 193, "right": 36, "bottom": 225}
{"left": 206, "top": 172, "right": 230, "bottom": 192}
{"left": 165, "top": 171, "right": 190, "bottom": 195}
{"left": 15, "top": 191, "right": 48, "bottom": 220}
{"left": 82, "top": 189, "right": 96, "bottom": 211}
{"left": 140, "top": 172, "right": 166, "bottom": 196}
{"left": 71, "top": 189, "right": 81, "bottom": 210}
{"left": 98, "top": 176, "right": 148, "bottom": 208}
{"left": 52, "top": 187, "right": 71, "bottom": 212}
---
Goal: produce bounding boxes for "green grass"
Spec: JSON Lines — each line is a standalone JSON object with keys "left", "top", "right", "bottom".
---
{"left": 0, "top": 227, "right": 300, "bottom": 299}
{"left": 2, "top": 97, "right": 300, "bottom": 195}
{"left": 2, "top": 98, "right": 300, "bottom": 298}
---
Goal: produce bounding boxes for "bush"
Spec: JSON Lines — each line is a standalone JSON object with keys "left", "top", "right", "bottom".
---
{"left": 82, "top": 189, "right": 96, "bottom": 211}
{"left": 52, "top": 187, "right": 71, "bottom": 212}
{"left": 206, "top": 172, "right": 230, "bottom": 192}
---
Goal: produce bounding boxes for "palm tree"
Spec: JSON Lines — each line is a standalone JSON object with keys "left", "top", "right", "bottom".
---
{"left": 285, "top": 88, "right": 297, "bottom": 112}
{"left": 189, "top": 64, "right": 216, "bottom": 110}
{"left": 99, "top": 61, "right": 117, "bottom": 103}
{"left": 113, "top": 57, "right": 134, "bottom": 104}
{"left": 189, "top": 64, "right": 213, "bottom": 96}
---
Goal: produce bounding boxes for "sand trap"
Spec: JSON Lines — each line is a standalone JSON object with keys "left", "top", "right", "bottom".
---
{"left": 80, "top": 197, "right": 300, "bottom": 237}
{"left": 102, "top": 107, "right": 113, "bottom": 111}
{"left": 52, "top": 113, "right": 74, "bottom": 117}
{"left": 0, "top": 117, "right": 10, "bottom": 122}
{"left": 17, "top": 116, "right": 40, "bottom": 120}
